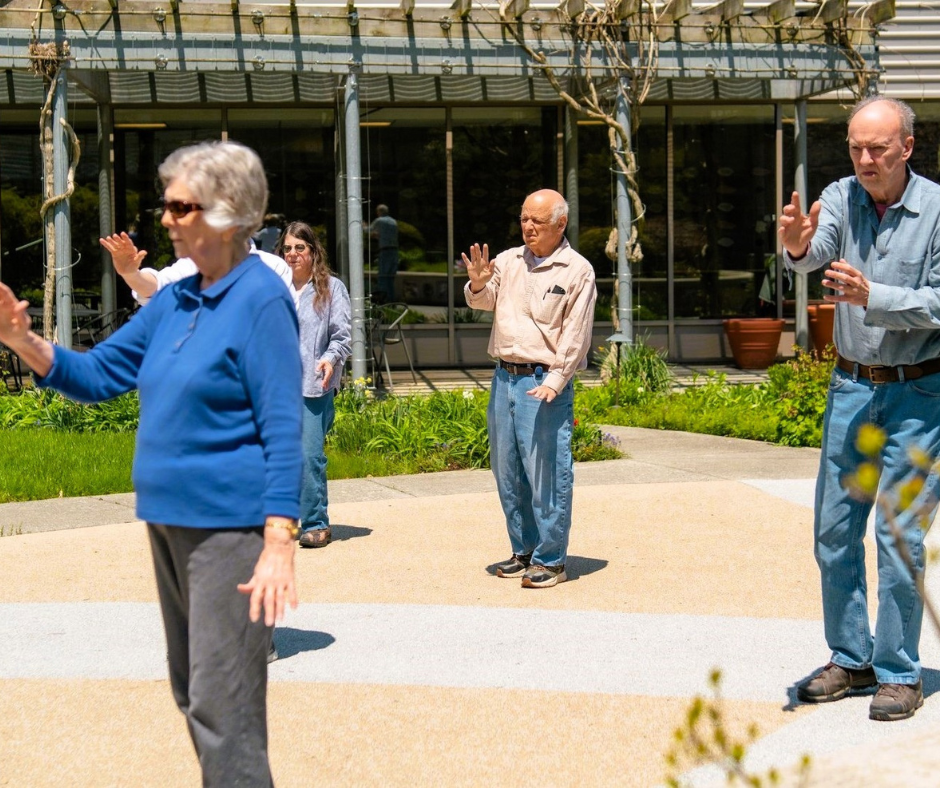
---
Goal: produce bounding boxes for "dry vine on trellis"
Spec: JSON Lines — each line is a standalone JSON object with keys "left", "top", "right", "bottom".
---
{"left": 27, "top": 35, "right": 80, "bottom": 342}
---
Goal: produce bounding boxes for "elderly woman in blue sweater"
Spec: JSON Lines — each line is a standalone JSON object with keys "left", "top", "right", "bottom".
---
{"left": 0, "top": 141, "right": 302, "bottom": 787}
{"left": 278, "top": 221, "right": 352, "bottom": 548}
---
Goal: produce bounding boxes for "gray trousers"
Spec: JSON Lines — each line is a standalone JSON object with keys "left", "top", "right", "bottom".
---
{"left": 147, "top": 524, "right": 274, "bottom": 788}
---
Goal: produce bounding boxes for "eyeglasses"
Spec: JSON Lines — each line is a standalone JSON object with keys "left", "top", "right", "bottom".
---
{"left": 282, "top": 244, "right": 309, "bottom": 255}
{"left": 162, "top": 200, "right": 204, "bottom": 219}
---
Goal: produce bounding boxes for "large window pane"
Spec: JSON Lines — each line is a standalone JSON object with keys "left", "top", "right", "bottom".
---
{"left": 356, "top": 108, "right": 447, "bottom": 318}
{"left": 229, "top": 109, "right": 335, "bottom": 258}
{"left": 578, "top": 105, "right": 667, "bottom": 324}
{"left": 1, "top": 110, "right": 100, "bottom": 303}
{"left": 673, "top": 106, "right": 776, "bottom": 319}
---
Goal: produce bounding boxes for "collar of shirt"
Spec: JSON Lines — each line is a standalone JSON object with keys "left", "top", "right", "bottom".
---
{"left": 519, "top": 237, "right": 572, "bottom": 270}
{"left": 854, "top": 165, "right": 921, "bottom": 215}
{"left": 179, "top": 253, "right": 261, "bottom": 306}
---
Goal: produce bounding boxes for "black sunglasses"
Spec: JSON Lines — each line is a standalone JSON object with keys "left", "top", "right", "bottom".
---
{"left": 162, "top": 199, "right": 204, "bottom": 219}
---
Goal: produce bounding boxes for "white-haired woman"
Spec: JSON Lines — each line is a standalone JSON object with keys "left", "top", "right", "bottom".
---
{"left": 0, "top": 140, "right": 302, "bottom": 786}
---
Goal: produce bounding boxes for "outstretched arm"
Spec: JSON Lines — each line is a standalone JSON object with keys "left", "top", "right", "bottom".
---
{"left": 0, "top": 283, "right": 53, "bottom": 376}
{"left": 100, "top": 233, "right": 159, "bottom": 299}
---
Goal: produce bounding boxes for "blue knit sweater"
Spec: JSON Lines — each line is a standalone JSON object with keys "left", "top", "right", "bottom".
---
{"left": 37, "top": 255, "right": 303, "bottom": 528}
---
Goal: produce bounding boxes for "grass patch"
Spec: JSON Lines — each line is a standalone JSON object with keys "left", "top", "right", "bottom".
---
{"left": 326, "top": 448, "right": 414, "bottom": 479}
{"left": 0, "top": 429, "right": 136, "bottom": 503}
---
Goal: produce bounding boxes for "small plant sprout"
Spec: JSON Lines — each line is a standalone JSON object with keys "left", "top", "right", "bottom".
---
{"left": 664, "top": 670, "right": 811, "bottom": 787}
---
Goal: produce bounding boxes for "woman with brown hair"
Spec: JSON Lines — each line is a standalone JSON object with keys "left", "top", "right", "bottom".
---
{"left": 278, "top": 221, "right": 352, "bottom": 548}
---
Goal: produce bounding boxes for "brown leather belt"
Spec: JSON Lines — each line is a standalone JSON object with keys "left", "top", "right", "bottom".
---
{"left": 836, "top": 354, "right": 940, "bottom": 384}
{"left": 499, "top": 359, "right": 541, "bottom": 376}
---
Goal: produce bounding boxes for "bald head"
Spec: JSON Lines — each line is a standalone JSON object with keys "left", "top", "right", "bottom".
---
{"left": 520, "top": 190, "right": 569, "bottom": 257}
{"left": 847, "top": 97, "right": 914, "bottom": 205}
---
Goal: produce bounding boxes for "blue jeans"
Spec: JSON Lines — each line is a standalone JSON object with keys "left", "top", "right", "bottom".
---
{"left": 488, "top": 366, "right": 574, "bottom": 568}
{"left": 816, "top": 366, "right": 940, "bottom": 684}
{"left": 300, "top": 393, "right": 335, "bottom": 532}
{"left": 377, "top": 248, "right": 399, "bottom": 302}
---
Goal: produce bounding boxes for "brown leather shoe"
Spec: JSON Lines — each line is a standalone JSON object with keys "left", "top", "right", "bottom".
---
{"left": 797, "top": 662, "right": 877, "bottom": 703}
{"left": 298, "top": 527, "right": 331, "bottom": 548}
{"left": 869, "top": 680, "right": 923, "bottom": 721}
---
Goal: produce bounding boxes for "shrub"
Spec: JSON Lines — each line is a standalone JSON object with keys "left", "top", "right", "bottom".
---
{"left": 596, "top": 336, "right": 672, "bottom": 394}
{"left": 762, "top": 346, "right": 835, "bottom": 447}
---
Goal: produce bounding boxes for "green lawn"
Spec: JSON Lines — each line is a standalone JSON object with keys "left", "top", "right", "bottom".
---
{"left": 0, "top": 429, "right": 426, "bottom": 504}
{"left": 0, "top": 429, "right": 137, "bottom": 503}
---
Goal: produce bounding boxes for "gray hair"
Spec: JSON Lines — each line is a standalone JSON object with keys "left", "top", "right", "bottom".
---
{"left": 158, "top": 141, "right": 268, "bottom": 248}
{"left": 551, "top": 197, "right": 570, "bottom": 225}
{"left": 848, "top": 96, "right": 915, "bottom": 140}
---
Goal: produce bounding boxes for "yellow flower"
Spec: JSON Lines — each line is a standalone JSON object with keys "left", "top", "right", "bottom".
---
{"left": 855, "top": 424, "right": 886, "bottom": 458}
{"left": 898, "top": 476, "right": 924, "bottom": 512}
{"left": 907, "top": 445, "right": 933, "bottom": 472}
{"left": 851, "top": 462, "right": 881, "bottom": 498}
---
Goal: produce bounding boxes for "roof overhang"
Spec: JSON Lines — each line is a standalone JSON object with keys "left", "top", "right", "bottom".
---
{"left": 0, "top": 1, "right": 889, "bottom": 105}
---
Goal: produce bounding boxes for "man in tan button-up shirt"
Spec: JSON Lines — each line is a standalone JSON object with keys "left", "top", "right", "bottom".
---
{"left": 463, "top": 189, "right": 596, "bottom": 588}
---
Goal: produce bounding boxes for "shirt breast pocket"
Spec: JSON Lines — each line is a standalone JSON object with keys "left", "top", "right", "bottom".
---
{"left": 892, "top": 257, "right": 930, "bottom": 288}
{"left": 533, "top": 292, "right": 566, "bottom": 324}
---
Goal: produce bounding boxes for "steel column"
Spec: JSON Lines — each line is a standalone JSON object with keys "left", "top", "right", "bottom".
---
{"left": 793, "top": 99, "right": 809, "bottom": 350}
{"left": 609, "top": 82, "right": 632, "bottom": 348}
{"left": 345, "top": 68, "right": 367, "bottom": 382}
{"left": 53, "top": 68, "right": 73, "bottom": 349}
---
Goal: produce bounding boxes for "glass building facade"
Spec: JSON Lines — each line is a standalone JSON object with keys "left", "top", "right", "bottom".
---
{"left": 4, "top": 94, "right": 940, "bottom": 365}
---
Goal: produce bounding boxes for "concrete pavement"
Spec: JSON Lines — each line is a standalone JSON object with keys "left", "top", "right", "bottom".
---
{"left": 1, "top": 426, "right": 938, "bottom": 787}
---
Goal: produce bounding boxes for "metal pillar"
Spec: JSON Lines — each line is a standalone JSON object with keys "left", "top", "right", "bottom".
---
{"left": 335, "top": 106, "right": 348, "bottom": 284}
{"left": 445, "top": 109, "right": 455, "bottom": 365}
{"left": 53, "top": 68, "right": 73, "bottom": 349}
{"left": 608, "top": 81, "right": 632, "bottom": 348}
{"left": 345, "top": 68, "right": 367, "bottom": 382}
{"left": 98, "top": 101, "right": 116, "bottom": 317}
{"left": 793, "top": 100, "right": 809, "bottom": 350}
{"left": 564, "top": 106, "right": 579, "bottom": 250}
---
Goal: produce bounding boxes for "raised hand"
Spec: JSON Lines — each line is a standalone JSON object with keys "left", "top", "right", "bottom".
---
{"left": 461, "top": 243, "right": 494, "bottom": 292}
{"left": 777, "top": 191, "right": 822, "bottom": 258}
{"left": 0, "top": 282, "right": 32, "bottom": 345}
{"left": 99, "top": 232, "right": 148, "bottom": 277}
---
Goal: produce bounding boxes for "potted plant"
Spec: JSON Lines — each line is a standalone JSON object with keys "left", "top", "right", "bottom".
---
{"left": 722, "top": 318, "right": 785, "bottom": 369}
{"left": 807, "top": 302, "right": 836, "bottom": 357}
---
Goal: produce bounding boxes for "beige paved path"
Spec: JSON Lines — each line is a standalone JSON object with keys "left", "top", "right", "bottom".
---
{"left": 0, "top": 427, "right": 937, "bottom": 788}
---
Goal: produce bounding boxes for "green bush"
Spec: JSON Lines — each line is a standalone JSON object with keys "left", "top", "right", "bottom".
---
{"left": 0, "top": 388, "right": 139, "bottom": 432}
{"left": 763, "top": 346, "right": 836, "bottom": 447}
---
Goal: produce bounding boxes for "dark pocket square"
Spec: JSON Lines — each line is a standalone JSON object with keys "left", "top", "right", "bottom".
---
{"left": 551, "top": 284, "right": 566, "bottom": 295}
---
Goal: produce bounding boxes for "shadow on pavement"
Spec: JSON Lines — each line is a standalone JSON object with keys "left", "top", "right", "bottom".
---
{"left": 273, "top": 628, "right": 336, "bottom": 659}
{"left": 330, "top": 524, "right": 373, "bottom": 542}
{"left": 483, "top": 555, "right": 608, "bottom": 580}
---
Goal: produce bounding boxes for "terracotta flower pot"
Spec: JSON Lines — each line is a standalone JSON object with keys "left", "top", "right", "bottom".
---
{"left": 807, "top": 303, "right": 836, "bottom": 356}
{"left": 723, "top": 318, "right": 784, "bottom": 369}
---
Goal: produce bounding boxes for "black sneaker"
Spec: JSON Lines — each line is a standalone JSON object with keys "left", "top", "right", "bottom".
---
{"left": 521, "top": 564, "right": 567, "bottom": 588}
{"left": 796, "top": 662, "right": 876, "bottom": 703}
{"left": 869, "top": 680, "right": 923, "bottom": 721}
{"left": 495, "top": 553, "right": 532, "bottom": 578}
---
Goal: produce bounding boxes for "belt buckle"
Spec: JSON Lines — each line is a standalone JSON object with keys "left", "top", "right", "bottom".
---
{"left": 868, "top": 365, "right": 892, "bottom": 384}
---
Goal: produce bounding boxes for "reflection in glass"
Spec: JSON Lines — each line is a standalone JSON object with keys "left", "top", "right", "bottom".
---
{"left": 673, "top": 106, "right": 776, "bottom": 319}
{"left": 358, "top": 109, "right": 446, "bottom": 321}
{"left": 578, "top": 106, "right": 667, "bottom": 324}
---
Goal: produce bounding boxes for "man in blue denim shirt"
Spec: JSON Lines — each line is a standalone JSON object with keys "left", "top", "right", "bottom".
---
{"left": 779, "top": 96, "right": 940, "bottom": 721}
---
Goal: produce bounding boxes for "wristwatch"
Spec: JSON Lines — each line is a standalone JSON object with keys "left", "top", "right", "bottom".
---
{"left": 266, "top": 518, "right": 301, "bottom": 539}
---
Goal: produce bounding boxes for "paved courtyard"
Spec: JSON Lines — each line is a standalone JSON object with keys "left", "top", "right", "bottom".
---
{"left": 1, "top": 427, "right": 939, "bottom": 786}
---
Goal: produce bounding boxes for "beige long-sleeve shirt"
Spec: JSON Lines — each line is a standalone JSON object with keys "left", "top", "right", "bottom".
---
{"left": 464, "top": 239, "right": 596, "bottom": 393}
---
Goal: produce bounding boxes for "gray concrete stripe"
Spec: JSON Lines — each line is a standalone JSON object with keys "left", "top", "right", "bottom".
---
{"left": 0, "top": 601, "right": 868, "bottom": 702}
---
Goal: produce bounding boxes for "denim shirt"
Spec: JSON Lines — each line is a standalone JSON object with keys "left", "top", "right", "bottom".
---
{"left": 785, "top": 170, "right": 940, "bottom": 366}
{"left": 296, "top": 275, "right": 352, "bottom": 397}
